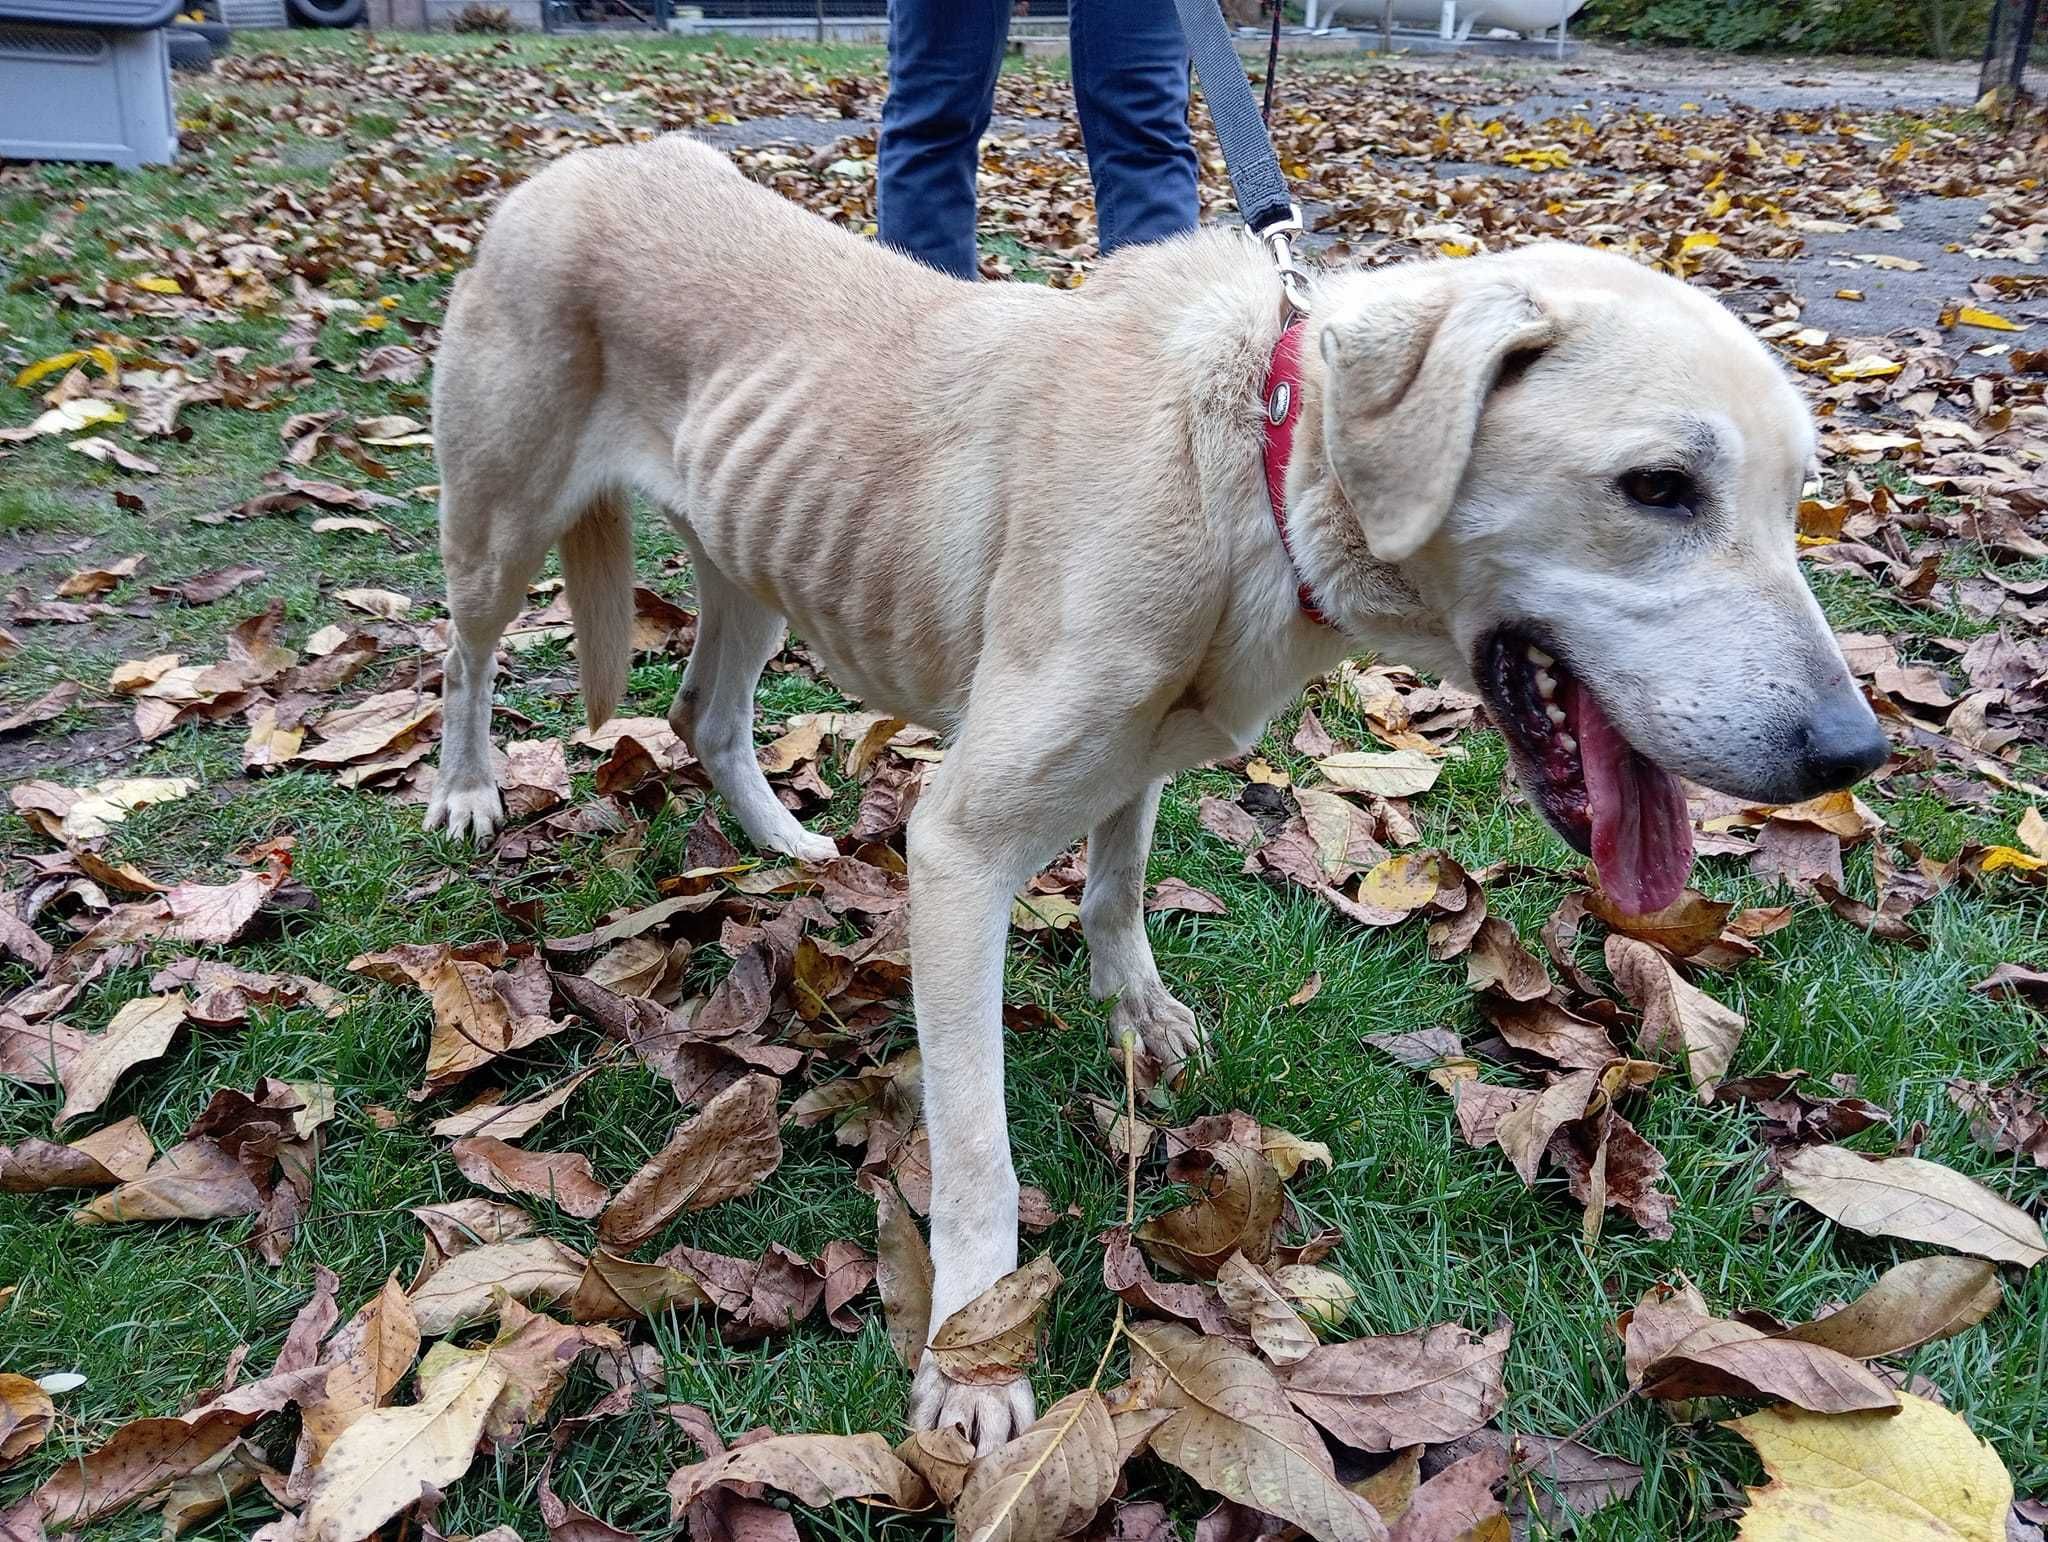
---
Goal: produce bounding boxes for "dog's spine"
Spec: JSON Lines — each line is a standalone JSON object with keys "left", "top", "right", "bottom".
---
{"left": 560, "top": 489, "right": 633, "bottom": 730}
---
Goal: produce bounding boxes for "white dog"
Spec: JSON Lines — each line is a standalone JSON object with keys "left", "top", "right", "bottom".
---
{"left": 426, "top": 135, "right": 1886, "bottom": 1450}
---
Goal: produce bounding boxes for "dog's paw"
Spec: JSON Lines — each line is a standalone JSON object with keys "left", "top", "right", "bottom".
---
{"left": 908, "top": 1351, "right": 1035, "bottom": 1456}
{"left": 776, "top": 828, "right": 840, "bottom": 864}
{"left": 424, "top": 782, "right": 505, "bottom": 845}
{"left": 1109, "top": 988, "right": 1206, "bottom": 1084}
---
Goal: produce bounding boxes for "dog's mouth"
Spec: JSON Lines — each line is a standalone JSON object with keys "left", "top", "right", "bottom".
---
{"left": 1478, "top": 627, "right": 1693, "bottom": 915}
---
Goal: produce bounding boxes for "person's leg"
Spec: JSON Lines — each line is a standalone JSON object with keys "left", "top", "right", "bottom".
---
{"left": 1069, "top": 0, "right": 1199, "bottom": 255}
{"left": 877, "top": 0, "right": 1010, "bottom": 279}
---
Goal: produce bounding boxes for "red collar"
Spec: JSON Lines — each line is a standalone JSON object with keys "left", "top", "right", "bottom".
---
{"left": 1261, "top": 320, "right": 1334, "bottom": 628}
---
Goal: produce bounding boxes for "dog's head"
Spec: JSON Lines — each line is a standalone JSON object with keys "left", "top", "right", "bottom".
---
{"left": 1314, "top": 244, "right": 1885, "bottom": 914}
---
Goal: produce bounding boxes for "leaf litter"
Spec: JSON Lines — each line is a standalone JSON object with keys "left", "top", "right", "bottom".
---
{"left": 2, "top": 31, "right": 2046, "bottom": 1542}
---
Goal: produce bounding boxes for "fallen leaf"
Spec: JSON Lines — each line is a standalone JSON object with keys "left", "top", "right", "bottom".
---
{"left": 597, "top": 1073, "right": 783, "bottom": 1250}
{"left": 1605, "top": 936, "right": 1745, "bottom": 1098}
{"left": 930, "top": 1254, "right": 1062, "bottom": 1385}
{"left": 1635, "top": 1310, "right": 1899, "bottom": 1413}
{"left": 877, "top": 1181, "right": 935, "bottom": 1369}
{"left": 1779, "top": 1256, "right": 2001, "bottom": 1360}
{"left": 1280, "top": 1319, "right": 1509, "bottom": 1452}
{"left": 408, "top": 1237, "right": 587, "bottom": 1335}
{"left": 0, "top": 683, "right": 80, "bottom": 736}
{"left": 1217, "top": 1251, "right": 1319, "bottom": 1366}
{"left": 59, "top": 776, "right": 197, "bottom": 841}
{"left": 668, "top": 1431, "right": 933, "bottom": 1514}
{"left": 1780, "top": 1145, "right": 2047, "bottom": 1267}
{"left": 952, "top": 1388, "right": 1120, "bottom": 1541}
{"left": 0, "top": 1374, "right": 53, "bottom": 1470}
{"left": 1316, "top": 751, "right": 1440, "bottom": 798}
{"left": 1137, "top": 1138, "right": 1285, "bottom": 1277}
{"left": 56, "top": 995, "right": 188, "bottom": 1126}
{"left": 0, "top": 1116, "right": 153, "bottom": 1192}
{"left": 1127, "top": 1321, "right": 1388, "bottom": 1542}
{"left": 451, "top": 1137, "right": 607, "bottom": 1219}
{"left": 301, "top": 1342, "right": 507, "bottom": 1542}
{"left": 1390, "top": 1444, "right": 1506, "bottom": 1542}
{"left": 1726, "top": 1394, "right": 2010, "bottom": 1540}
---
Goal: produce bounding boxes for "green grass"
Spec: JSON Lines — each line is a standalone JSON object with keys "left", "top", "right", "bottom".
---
{"left": 2, "top": 27, "right": 2046, "bottom": 1542}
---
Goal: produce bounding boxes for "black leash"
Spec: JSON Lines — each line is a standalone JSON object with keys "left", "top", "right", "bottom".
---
{"left": 1262, "top": 0, "right": 1283, "bottom": 124}
{"left": 1168, "top": 0, "right": 1310, "bottom": 314}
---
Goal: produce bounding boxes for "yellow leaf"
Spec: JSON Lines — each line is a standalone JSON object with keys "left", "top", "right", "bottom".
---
{"left": 1955, "top": 305, "right": 2023, "bottom": 333}
{"left": 1679, "top": 231, "right": 1721, "bottom": 254}
{"left": 1356, "top": 852, "right": 1440, "bottom": 911}
{"left": 1784, "top": 149, "right": 1806, "bottom": 167}
{"left": 1979, "top": 844, "right": 2046, "bottom": 875}
{"left": 1727, "top": 1394, "right": 2011, "bottom": 1542}
{"left": 1828, "top": 355, "right": 1901, "bottom": 383}
{"left": 1437, "top": 240, "right": 1477, "bottom": 258}
{"left": 133, "top": 275, "right": 183, "bottom": 295}
{"left": 12, "top": 347, "right": 117, "bottom": 389}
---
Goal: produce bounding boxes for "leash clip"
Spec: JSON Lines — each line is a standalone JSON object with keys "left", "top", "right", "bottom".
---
{"left": 1259, "top": 205, "right": 1314, "bottom": 322}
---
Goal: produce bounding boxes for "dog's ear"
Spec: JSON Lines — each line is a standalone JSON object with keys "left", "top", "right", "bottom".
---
{"left": 1318, "top": 274, "right": 1558, "bottom": 563}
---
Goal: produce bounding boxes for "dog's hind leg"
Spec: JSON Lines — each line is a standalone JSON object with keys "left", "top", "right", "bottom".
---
{"left": 1082, "top": 778, "right": 1206, "bottom": 1079}
{"left": 666, "top": 544, "right": 838, "bottom": 863}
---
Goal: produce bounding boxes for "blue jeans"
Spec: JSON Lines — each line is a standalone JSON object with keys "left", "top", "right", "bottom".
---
{"left": 877, "top": 0, "right": 1199, "bottom": 279}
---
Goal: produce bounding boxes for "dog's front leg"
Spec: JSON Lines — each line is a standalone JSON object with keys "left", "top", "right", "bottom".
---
{"left": 903, "top": 793, "right": 1037, "bottom": 1454}
{"left": 1082, "top": 779, "right": 1206, "bottom": 1078}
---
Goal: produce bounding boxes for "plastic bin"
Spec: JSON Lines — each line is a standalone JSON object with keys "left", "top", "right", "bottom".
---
{"left": 0, "top": 1, "right": 182, "bottom": 169}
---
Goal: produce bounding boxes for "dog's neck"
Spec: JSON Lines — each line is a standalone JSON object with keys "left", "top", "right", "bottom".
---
{"left": 1271, "top": 314, "right": 1450, "bottom": 660}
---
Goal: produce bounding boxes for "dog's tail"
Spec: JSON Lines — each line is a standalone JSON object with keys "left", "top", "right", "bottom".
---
{"left": 560, "top": 489, "right": 633, "bottom": 730}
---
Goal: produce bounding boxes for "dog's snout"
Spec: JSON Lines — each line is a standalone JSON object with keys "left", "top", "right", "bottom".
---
{"left": 1791, "top": 692, "right": 1889, "bottom": 797}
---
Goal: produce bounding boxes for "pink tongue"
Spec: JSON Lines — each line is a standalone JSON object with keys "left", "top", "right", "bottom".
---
{"left": 1570, "top": 682, "right": 1693, "bottom": 915}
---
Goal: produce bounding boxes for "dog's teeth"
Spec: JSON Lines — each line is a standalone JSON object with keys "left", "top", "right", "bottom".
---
{"left": 1526, "top": 645, "right": 1555, "bottom": 667}
{"left": 1558, "top": 733, "right": 1577, "bottom": 752}
{"left": 1534, "top": 669, "right": 1557, "bottom": 700}
{"left": 1545, "top": 703, "right": 1568, "bottom": 726}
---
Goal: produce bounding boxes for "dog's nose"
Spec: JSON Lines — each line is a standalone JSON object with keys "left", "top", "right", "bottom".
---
{"left": 1793, "top": 693, "right": 1889, "bottom": 795}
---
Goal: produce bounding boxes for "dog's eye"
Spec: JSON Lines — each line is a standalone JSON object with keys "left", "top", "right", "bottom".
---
{"left": 1620, "top": 467, "right": 1696, "bottom": 514}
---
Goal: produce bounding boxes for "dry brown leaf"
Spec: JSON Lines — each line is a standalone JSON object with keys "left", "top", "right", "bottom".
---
{"left": 1126, "top": 1321, "right": 1387, "bottom": 1542}
{"left": 597, "top": 1073, "right": 782, "bottom": 1250}
{"left": 1390, "top": 1445, "right": 1507, "bottom": 1542}
{"left": 301, "top": 1342, "right": 506, "bottom": 1542}
{"left": 952, "top": 1388, "right": 1120, "bottom": 1542}
{"left": 1605, "top": 936, "right": 1745, "bottom": 1098}
{"left": 429, "top": 1065, "right": 601, "bottom": 1142}
{"left": 294, "top": 1274, "right": 419, "bottom": 1483}
{"left": 407, "top": 1237, "right": 587, "bottom": 1336}
{"left": 568, "top": 1248, "right": 713, "bottom": 1322}
{"left": 70, "top": 1136, "right": 262, "bottom": 1226}
{"left": 1635, "top": 1311, "right": 1899, "bottom": 1413}
{"left": 1495, "top": 1070, "right": 1599, "bottom": 1185}
{"left": 349, "top": 945, "right": 567, "bottom": 1095}
{"left": 450, "top": 1136, "right": 607, "bottom": 1219}
{"left": 0, "top": 1115, "right": 153, "bottom": 1192}
{"left": 667, "top": 1431, "right": 933, "bottom": 1514}
{"left": 1778, "top": 1256, "right": 2001, "bottom": 1360}
{"left": 876, "top": 1181, "right": 935, "bottom": 1369}
{"left": 896, "top": 1427, "right": 977, "bottom": 1508}
{"left": 1780, "top": 1145, "right": 2047, "bottom": 1267}
{"left": 929, "top": 1254, "right": 1062, "bottom": 1385}
{"left": 1136, "top": 1139, "right": 1285, "bottom": 1278}
{"left": 55, "top": 994, "right": 188, "bottom": 1126}
{"left": 1279, "top": 1319, "right": 1509, "bottom": 1452}
{"left": 0, "top": 1375, "right": 53, "bottom": 1471}
{"left": 1217, "top": 1251, "right": 1319, "bottom": 1366}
